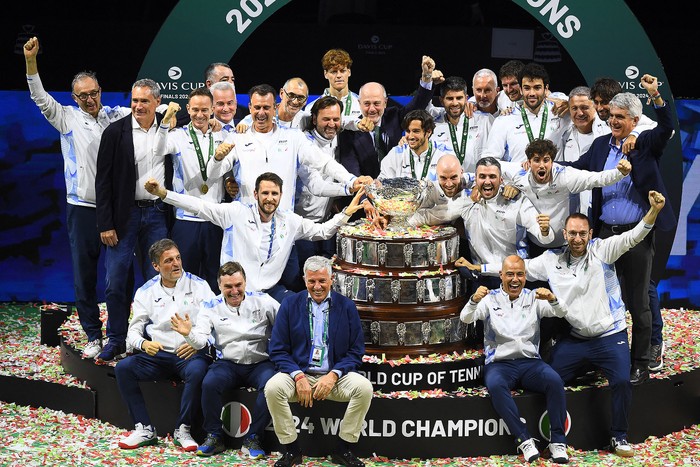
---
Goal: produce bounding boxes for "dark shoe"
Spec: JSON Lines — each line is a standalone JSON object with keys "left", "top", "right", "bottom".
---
{"left": 196, "top": 433, "right": 225, "bottom": 456}
{"left": 330, "top": 450, "right": 365, "bottom": 467}
{"left": 648, "top": 342, "right": 665, "bottom": 372}
{"left": 274, "top": 452, "right": 303, "bottom": 467}
{"left": 96, "top": 341, "right": 127, "bottom": 362}
{"left": 630, "top": 367, "right": 649, "bottom": 385}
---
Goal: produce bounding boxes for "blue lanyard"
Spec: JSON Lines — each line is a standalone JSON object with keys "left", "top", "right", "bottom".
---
{"left": 266, "top": 216, "right": 276, "bottom": 261}
{"left": 308, "top": 298, "right": 329, "bottom": 344}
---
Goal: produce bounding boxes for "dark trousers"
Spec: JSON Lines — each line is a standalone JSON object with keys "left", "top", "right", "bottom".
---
{"left": 485, "top": 358, "right": 567, "bottom": 444}
{"left": 171, "top": 219, "right": 223, "bottom": 294}
{"left": 600, "top": 225, "right": 654, "bottom": 368}
{"left": 201, "top": 359, "right": 276, "bottom": 438}
{"left": 550, "top": 330, "right": 631, "bottom": 439}
{"left": 104, "top": 204, "right": 167, "bottom": 345}
{"left": 649, "top": 280, "right": 663, "bottom": 346}
{"left": 115, "top": 350, "right": 209, "bottom": 428}
{"left": 66, "top": 204, "right": 104, "bottom": 342}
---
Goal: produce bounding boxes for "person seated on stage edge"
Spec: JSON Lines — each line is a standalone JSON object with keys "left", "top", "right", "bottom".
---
{"left": 461, "top": 255, "right": 570, "bottom": 464}
{"left": 143, "top": 172, "right": 365, "bottom": 304}
{"left": 115, "top": 238, "right": 215, "bottom": 451}
{"left": 460, "top": 190, "right": 667, "bottom": 458}
{"left": 264, "top": 256, "right": 373, "bottom": 467}
{"left": 171, "top": 261, "right": 279, "bottom": 459}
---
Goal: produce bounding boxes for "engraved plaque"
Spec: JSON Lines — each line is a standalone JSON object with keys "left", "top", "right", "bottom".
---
{"left": 364, "top": 241, "right": 379, "bottom": 266}
{"left": 399, "top": 279, "right": 417, "bottom": 304}
{"left": 424, "top": 278, "right": 440, "bottom": 303}
{"left": 429, "top": 319, "right": 446, "bottom": 344}
{"left": 412, "top": 242, "right": 429, "bottom": 267}
{"left": 404, "top": 321, "right": 423, "bottom": 346}
{"left": 370, "top": 321, "right": 380, "bottom": 345}
{"left": 386, "top": 243, "right": 404, "bottom": 268}
{"left": 355, "top": 277, "right": 368, "bottom": 301}
{"left": 374, "top": 279, "right": 394, "bottom": 303}
{"left": 380, "top": 321, "right": 399, "bottom": 346}
{"left": 361, "top": 320, "right": 372, "bottom": 344}
{"left": 444, "top": 276, "right": 454, "bottom": 301}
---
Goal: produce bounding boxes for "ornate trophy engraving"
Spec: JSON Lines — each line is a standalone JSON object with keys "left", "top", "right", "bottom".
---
{"left": 377, "top": 243, "right": 387, "bottom": 266}
{"left": 403, "top": 243, "right": 413, "bottom": 266}
{"left": 355, "top": 240, "right": 363, "bottom": 264}
{"left": 366, "top": 279, "right": 375, "bottom": 302}
{"left": 397, "top": 323, "right": 407, "bottom": 346}
{"left": 427, "top": 242, "right": 437, "bottom": 266}
{"left": 421, "top": 322, "right": 431, "bottom": 344}
{"left": 444, "top": 319, "right": 452, "bottom": 342}
{"left": 439, "top": 278, "right": 446, "bottom": 301}
{"left": 416, "top": 279, "right": 425, "bottom": 303}
{"left": 370, "top": 321, "right": 380, "bottom": 345}
{"left": 391, "top": 280, "right": 400, "bottom": 303}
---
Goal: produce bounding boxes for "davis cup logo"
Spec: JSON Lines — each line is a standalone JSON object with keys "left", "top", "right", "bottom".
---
{"left": 538, "top": 410, "right": 572, "bottom": 441}
{"left": 168, "top": 66, "right": 182, "bottom": 80}
{"left": 221, "top": 401, "right": 252, "bottom": 437}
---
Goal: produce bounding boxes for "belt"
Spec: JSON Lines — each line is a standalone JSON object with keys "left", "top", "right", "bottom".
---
{"left": 602, "top": 222, "right": 636, "bottom": 234}
{"left": 135, "top": 199, "right": 162, "bottom": 208}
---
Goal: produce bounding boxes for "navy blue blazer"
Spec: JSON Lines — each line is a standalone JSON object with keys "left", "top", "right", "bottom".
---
{"left": 95, "top": 113, "right": 168, "bottom": 238}
{"left": 569, "top": 103, "right": 676, "bottom": 236}
{"left": 269, "top": 290, "right": 365, "bottom": 377}
{"left": 338, "top": 84, "right": 434, "bottom": 179}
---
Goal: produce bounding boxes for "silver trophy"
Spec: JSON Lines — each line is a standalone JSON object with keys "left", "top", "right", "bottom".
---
{"left": 365, "top": 177, "right": 428, "bottom": 231}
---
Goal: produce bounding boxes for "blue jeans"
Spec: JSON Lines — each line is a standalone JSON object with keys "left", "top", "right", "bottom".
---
{"left": 171, "top": 219, "right": 223, "bottom": 294}
{"left": 115, "top": 350, "right": 209, "bottom": 427}
{"left": 201, "top": 359, "right": 276, "bottom": 438}
{"left": 104, "top": 204, "right": 167, "bottom": 345}
{"left": 550, "top": 330, "right": 632, "bottom": 439}
{"left": 484, "top": 359, "right": 567, "bottom": 444}
{"left": 66, "top": 204, "right": 103, "bottom": 342}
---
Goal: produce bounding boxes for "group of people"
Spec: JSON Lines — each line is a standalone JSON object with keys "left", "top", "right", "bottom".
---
{"left": 25, "top": 32, "right": 675, "bottom": 465}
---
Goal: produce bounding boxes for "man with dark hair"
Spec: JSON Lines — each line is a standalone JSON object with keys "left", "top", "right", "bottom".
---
{"left": 115, "top": 238, "right": 215, "bottom": 451}
{"left": 265, "top": 256, "right": 373, "bottom": 467}
{"left": 96, "top": 78, "right": 171, "bottom": 361}
{"left": 567, "top": 75, "right": 676, "bottom": 383}
{"left": 171, "top": 261, "right": 279, "bottom": 458}
{"left": 590, "top": 77, "right": 621, "bottom": 122}
{"left": 496, "top": 60, "right": 525, "bottom": 111}
{"left": 430, "top": 76, "right": 493, "bottom": 172}
{"left": 466, "top": 190, "right": 667, "bottom": 458}
{"left": 144, "top": 172, "right": 366, "bottom": 303}
{"left": 23, "top": 36, "right": 132, "bottom": 359}
{"left": 204, "top": 62, "right": 234, "bottom": 88}
{"left": 485, "top": 62, "right": 571, "bottom": 163}
{"left": 379, "top": 109, "right": 453, "bottom": 180}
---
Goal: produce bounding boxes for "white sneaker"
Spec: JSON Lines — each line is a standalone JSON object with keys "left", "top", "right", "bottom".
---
{"left": 517, "top": 438, "right": 540, "bottom": 462}
{"left": 173, "top": 424, "right": 198, "bottom": 452}
{"left": 81, "top": 339, "right": 102, "bottom": 359}
{"left": 611, "top": 436, "right": 634, "bottom": 457}
{"left": 118, "top": 423, "right": 157, "bottom": 449}
{"left": 548, "top": 442, "right": 569, "bottom": 463}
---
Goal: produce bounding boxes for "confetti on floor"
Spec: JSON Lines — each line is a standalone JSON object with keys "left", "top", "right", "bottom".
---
{"left": 1, "top": 303, "right": 699, "bottom": 466}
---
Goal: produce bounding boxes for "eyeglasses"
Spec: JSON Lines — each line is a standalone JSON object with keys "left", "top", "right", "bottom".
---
{"left": 282, "top": 88, "right": 307, "bottom": 103}
{"left": 73, "top": 89, "right": 101, "bottom": 102}
{"left": 566, "top": 231, "right": 589, "bottom": 239}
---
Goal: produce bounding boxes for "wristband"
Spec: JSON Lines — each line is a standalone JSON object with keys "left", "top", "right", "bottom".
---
{"left": 294, "top": 373, "right": 306, "bottom": 382}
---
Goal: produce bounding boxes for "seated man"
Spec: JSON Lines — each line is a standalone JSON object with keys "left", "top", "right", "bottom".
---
{"left": 265, "top": 256, "right": 373, "bottom": 467}
{"left": 115, "top": 239, "right": 215, "bottom": 451}
{"left": 144, "top": 172, "right": 365, "bottom": 304}
{"left": 464, "top": 190, "right": 667, "bottom": 458}
{"left": 171, "top": 261, "right": 279, "bottom": 458}
{"left": 461, "top": 255, "right": 570, "bottom": 464}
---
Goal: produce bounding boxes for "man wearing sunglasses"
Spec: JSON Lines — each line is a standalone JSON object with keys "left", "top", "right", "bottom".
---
{"left": 24, "top": 36, "right": 131, "bottom": 360}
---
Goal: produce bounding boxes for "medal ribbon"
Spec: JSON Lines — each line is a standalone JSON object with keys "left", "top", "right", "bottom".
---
{"left": 188, "top": 123, "right": 214, "bottom": 184}
{"left": 409, "top": 143, "right": 434, "bottom": 180}
{"left": 520, "top": 104, "right": 548, "bottom": 142}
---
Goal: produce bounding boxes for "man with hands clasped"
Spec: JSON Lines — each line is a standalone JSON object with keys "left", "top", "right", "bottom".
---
{"left": 461, "top": 255, "right": 570, "bottom": 464}
{"left": 115, "top": 239, "right": 215, "bottom": 452}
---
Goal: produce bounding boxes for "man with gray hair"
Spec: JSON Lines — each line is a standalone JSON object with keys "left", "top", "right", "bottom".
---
{"left": 265, "top": 256, "right": 372, "bottom": 467}
{"left": 96, "top": 77, "right": 171, "bottom": 361}
{"left": 566, "top": 74, "right": 676, "bottom": 385}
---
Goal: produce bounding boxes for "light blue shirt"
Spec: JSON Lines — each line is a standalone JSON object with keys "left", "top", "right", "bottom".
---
{"left": 600, "top": 138, "right": 644, "bottom": 225}
{"left": 308, "top": 296, "right": 330, "bottom": 374}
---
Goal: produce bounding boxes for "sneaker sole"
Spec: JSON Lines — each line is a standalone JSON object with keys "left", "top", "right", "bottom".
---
{"left": 242, "top": 449, "right": 265, "bottom": 459}
{"left": 196, "top": 447, "right": 225, "bottom": 457}
{"left": 118, "top": 438, "right": 157, "bottom": 449}
{"left": 96, "top": 352, "right": 127, "bottom": 362}
{"left": 173, "top": 439, "right": 198, "bottom": 452}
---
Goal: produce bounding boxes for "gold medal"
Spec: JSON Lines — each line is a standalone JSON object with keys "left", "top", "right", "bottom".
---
{"left": 201, "top": 183, "right": 209, "bottom": 194}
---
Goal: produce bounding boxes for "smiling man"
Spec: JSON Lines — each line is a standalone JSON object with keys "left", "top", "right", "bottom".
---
{"left": 115, "top": 239, "right": 215, "bottom": 452}
{"left": 171, "top": 261, "right": 279, "bottom": 459}
{"left": 379, "top": 110, "right": 453, "bottom": 180}
{"left": 461, "top": 255, "right": 570, "bottom": 464}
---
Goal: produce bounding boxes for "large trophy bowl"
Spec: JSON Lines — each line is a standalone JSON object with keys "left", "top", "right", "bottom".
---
{"left": 365, "top": 177, "right": 428, "bottom": 231}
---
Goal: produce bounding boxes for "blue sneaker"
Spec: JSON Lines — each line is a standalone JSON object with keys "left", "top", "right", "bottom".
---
{"left": 96, "top": 341, "right": 127, "bottom": 361}
{"left": 242, "top": 433, "right": 266, "bottom": 459}
{"left": 196, "top": 433, "right": 225, "bottom": 457}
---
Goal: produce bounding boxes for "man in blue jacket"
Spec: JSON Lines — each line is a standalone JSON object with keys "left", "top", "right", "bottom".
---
{"left": 265, "top": 256, "right": 372, "bottom": 467}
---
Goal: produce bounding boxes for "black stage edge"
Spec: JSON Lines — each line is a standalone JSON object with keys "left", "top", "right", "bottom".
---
{"left": 57, "top": 337, "right": 700, "bottom": 458}
{"left": 0, "top": 374, "right": 95, "bottom": 418}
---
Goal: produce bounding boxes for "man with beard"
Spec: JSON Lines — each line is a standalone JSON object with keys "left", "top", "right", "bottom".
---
{"left": 467, "top": 190, "right": 667, "bottom": 458}
{"left": 501, "top": 138, "right": 631, "bottom": 256}
{"left": 461, "top": 255, "right": 570, "bottom": 464}
{"left": 470, "top": 69, "right": 500, "bottom": 117}
{"left": 378, "top": 110, "right": 453, "bottom": 181}
{"left": 115, "top": 239, "right": 215, "bottom": 452}
{"left": 496, "top": 60, "right": 525, "bottom": 112}
{"left": 171, "top": 261, "right": 279, "bottom": 459}
{"left": 485, "top": 63, "right": 570, "bottom": 164}
{"left": 430, "top": 76, "right": 493, "bottom": 172}
{"left": 144, "top": 172, "right": 365, "bottom": 303}
{"left": 209, "top": 84, "right": 367, "bottom": 213}
{"left": 238, "top": 78, "right": 310, "bottom": 131}
{"left": 23, "top": 36, "right": 132, "bottom": 360}
{"left": 565, "top": 76, "right": 676, "bottom": 384}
